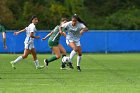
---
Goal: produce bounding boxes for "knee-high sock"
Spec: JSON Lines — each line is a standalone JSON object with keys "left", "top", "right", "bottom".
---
{"left": 48, "top": 56, "right": 58, "bottom": 63}
{"left": 34, "top": 60, "right": 40, "bottom": 67}
{"left": 70, "top": 50, "right": 76, "bottom": 63}
{"left": 13, "top": 56, "right": 23, "bottom": 64}
{"left": 77, "top": 56, "right": 82, "bottom": 66}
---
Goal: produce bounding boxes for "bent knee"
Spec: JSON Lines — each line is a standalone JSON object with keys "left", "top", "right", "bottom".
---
{"left": 56, "top": 55, "right": 61, "bottom": 59}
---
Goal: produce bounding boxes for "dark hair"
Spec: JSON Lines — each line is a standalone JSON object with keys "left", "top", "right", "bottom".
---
{"left": 72, "top": 14, "right": 87, "bottom": 27}
{"left": 30, "top": 15, "right": 38, "bottom": 23}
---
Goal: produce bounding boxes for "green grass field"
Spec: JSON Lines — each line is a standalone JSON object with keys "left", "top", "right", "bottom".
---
{"left": 0, "top": 53, "right": 140, "bottom": 93}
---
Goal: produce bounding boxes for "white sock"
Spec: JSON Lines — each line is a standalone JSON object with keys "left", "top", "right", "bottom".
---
{"left": 13, "top": 56, "right": 23, "bottom": 64}
{"left": 70, "top": 50, "right": 77, "bottom": 63}
{"left": 77, "top": 56, "right": 82, "bottom": 66}
{"left": 34, "top": 60, "right": 40, "bottom": 67}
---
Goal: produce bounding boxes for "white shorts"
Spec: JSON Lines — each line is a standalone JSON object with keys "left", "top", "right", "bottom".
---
{"left": 24, "top": 43, "right": 34, "bottom": 50}
{"left": 66, "top": 39, "right": 81, "bottom": 46}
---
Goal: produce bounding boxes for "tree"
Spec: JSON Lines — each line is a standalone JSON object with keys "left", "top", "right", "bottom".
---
{"left": 104, "top": 8, "right": 140, "bottom": 30}
{"left": 0, "top": 0, "right": 14, "bottom": 29}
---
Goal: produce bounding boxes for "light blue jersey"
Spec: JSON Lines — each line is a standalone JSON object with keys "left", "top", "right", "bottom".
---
{"left": 24, "top": 23, "right": 36, "bottom": 44}
{"left": 61, "top": 21, "right": 86, "bottom": 41}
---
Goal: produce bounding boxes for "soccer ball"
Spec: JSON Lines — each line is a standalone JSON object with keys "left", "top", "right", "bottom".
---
{"left": 62, "top": 56, "right": 70, "bottom": 63}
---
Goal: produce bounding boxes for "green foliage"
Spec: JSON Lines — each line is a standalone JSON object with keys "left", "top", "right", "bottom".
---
{"left": 104, "top": 8, "right": 140, "bottom": 30}
{"left": 1, "top": 0, "right": 140, "bottom": 30}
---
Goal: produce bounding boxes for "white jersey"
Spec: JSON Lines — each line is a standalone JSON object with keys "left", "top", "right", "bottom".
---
{"left": 61, "top": 21, "right": 86, "bottom": 41}
{"left": 24, "top": 23, "right": 36, "bottom": 44}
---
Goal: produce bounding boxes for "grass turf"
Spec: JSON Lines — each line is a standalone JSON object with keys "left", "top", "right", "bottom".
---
{"left": 0, "top": 53, "right": 140, "bottom": 93}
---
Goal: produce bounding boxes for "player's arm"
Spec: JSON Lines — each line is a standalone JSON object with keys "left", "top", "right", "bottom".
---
{"left": 59, "top": 22, "right": 69, "bottom": 37}
{"left": 14, "top": 28, "right": 26, "bottom": 35}
{"left": 30, "top": 25, "right": 40, "bottom": 39}
{"left": 80, "top": 27, "right": 88, "bottom": 35}
{"left": 30, "top": 32, "right": 40, "bottom": 39}
{"left": 59, "top": 27, "right": 66, "bottom": 37}
{"left": 42, "top": 31, "right": 53, "bottom": 40}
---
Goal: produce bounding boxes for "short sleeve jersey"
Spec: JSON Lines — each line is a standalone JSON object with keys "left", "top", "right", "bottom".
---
{"left": 49, "top": 25, "right": 65, "bottom": 42}
{"left": 61, "top": 21, "right": 86, "bottom": 41}
{"left": 24, "top": 23, "right": 36, "bottom": 44}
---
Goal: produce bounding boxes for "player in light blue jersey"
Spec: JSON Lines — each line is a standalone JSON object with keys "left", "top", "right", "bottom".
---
{"left": 10, "top": 15, "right": 44, "bottom": 69}
{"left": 59, "top": 14, "right": 88, "bottom": 71}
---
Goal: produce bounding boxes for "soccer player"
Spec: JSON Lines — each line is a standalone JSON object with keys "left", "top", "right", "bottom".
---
{"left": 10, "top": 15, "right": 44, "bottom": 69}
{"left": 59, "top": 14, "right": 88, "bottom": 71}
{"left": 0, "top": 24, "right": 7, "bottom": 49}
{"left": 42, "top": 18, "right": 68, "bottom": 69}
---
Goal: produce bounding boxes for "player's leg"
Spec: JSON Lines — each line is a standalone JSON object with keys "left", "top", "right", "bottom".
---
{"left": 66, "top": 40, "right": 77, "bottom": 69}
{"left": 10, "top": 49, "right": 30, "bottom": 69}
{"left": 77, "top": 46, "right": 82, "bottom": 71}
{"left": 30, "top": 48, "right": 39, "bottom": 68}
{"left": 58, "top": 44, "right": 66, "bottom": 56}
{"left": 44, "top": 46, "right": 61, "bottom": 67}
{"left": 2, "top": 32, "right": 7, "bottom": 49}
{"left": 30, "top": 48, "right": 44, "bottom": 69}
{"left": 58, "top": 44, "right": 67, "bottom": 69}
{"left": 66, "top": 40, "right": 77, "bottom": 60}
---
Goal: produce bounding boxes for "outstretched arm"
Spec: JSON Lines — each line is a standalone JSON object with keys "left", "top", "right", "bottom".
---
{"left": 59, "top": 27, "right": 66, "bottom": 37}
{"left": 14, "top": 28, "right": 26, "bottom": 35}
{"left": 42, "top": 32, "right": 53, "bottom": 40}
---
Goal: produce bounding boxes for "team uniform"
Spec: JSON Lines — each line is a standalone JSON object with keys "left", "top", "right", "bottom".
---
{"left": 61, "top": 21, "right": 86, "bottom": 46}
{"left": 48, "top": 25, "right": 64, "bottom": 48}
{"left": 43, "top": 25, "right": 67, "bottom": 68}
{"left": 61, "top": 21, "right": 87, "bottom": 71}
{"left": 24, "top": 23, "right": 36, "bottom": 50}
{"left": 10, "top": 23, "right": 44, "bottom": 69}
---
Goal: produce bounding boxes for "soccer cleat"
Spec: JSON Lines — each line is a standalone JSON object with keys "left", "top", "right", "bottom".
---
{"left": 10, "top": 61, "right": 16, "bottom": 69}
{"left": 68, "top": 62, "right": 74, "bottom": 69}
{"left": 44, "top": 59, "right": 49, "bottom": 67}
{"left": 36, "top": 65, "right": 45, "bottom": 69}
{"left": 77, "top": 66, "right": 81, "bottom": 72}
{"left": 60, "top": 63, "right": 67, "bottom": 70}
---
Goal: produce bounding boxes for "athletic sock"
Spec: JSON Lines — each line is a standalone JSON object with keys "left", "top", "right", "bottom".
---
{"left": 77, "top": 56, "right": 82, "bottom": 66}
{"left": 13, "top": 56, "right": 23, "bottom": 64}
{"left": 48, "top": 56, "right": 58, "bottom": 63}
{"left": 34, "top": 60, "right": 40, "bottom": 67}
{"left": 70, "top": 50, "right": 76, "bottom": 63}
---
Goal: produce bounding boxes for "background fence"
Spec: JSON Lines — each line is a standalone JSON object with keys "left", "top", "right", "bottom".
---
{"left": 0, "top": 30, "right": 140, "bottom": 53}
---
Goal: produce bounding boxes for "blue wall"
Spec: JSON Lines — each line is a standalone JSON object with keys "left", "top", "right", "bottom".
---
{"left": 0, "top": 30, "right": 140, "bottom": 53}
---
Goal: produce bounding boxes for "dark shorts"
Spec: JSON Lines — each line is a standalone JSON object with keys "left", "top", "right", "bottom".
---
{"left": 48, "top": 39, "right": 59, "bottom": 48}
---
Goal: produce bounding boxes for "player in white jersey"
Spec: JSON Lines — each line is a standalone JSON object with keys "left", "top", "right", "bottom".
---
{"left": 10, "top": 15, "right": 44, "bottom": 69}
{"left": 59, "top": 14, "right": 88, "bottom": 71}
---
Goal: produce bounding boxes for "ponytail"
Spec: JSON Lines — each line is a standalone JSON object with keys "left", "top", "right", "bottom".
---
{"left": 72, "top": 14, "right": 87, "bottom": 27}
